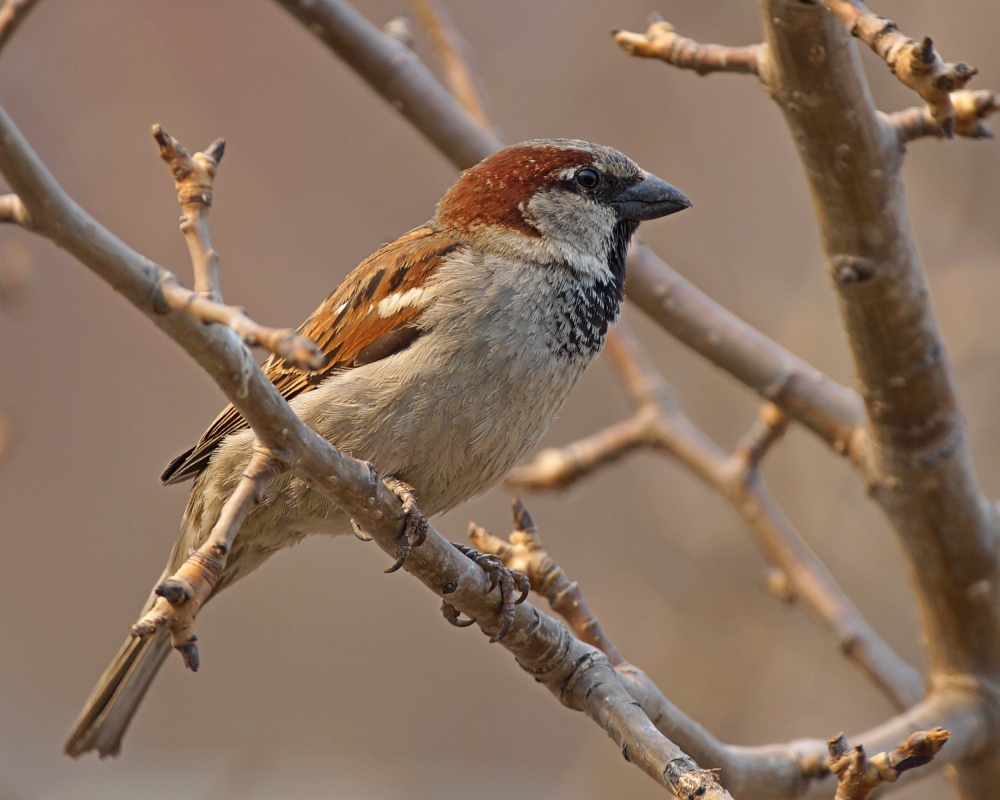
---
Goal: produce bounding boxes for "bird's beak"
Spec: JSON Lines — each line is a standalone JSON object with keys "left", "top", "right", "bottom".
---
{"left": 610, "top": 171, "right": 692, "bottom": 221}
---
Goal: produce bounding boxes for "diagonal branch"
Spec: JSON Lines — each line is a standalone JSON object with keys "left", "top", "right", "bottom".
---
{"left": 510, "top": 323, "right": 924, "bottom": 711}
{"left": 625, "top": 244, "right": 866, "bottom": 460}
{"left": 0, "top": 67, "right": 731, "bottom": 800}
{"left": 470, "top": 498, "right": 626, "bottom": 667}
{"left": 409, "top": 0, "right": 495, "bottom": 130}
{"left": 466, "top": 502, "right": 981, "bottom": 800}
{"left": 614, "top": 18, "right": 763, "bottom": 77}
{"left": 818, "top": 0, "right": 977, "bottom": 135}
{"left": 274, "top": 0, "right": 500, "bottom": 169}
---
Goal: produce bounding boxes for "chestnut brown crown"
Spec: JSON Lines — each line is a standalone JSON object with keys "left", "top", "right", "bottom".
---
{"left": 434, "top": 139, "right": 690, "bottom": 263}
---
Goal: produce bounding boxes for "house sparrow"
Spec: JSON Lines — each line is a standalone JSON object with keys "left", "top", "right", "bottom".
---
{"left": 65, "top": 139, "right": 689, "bottom": 759}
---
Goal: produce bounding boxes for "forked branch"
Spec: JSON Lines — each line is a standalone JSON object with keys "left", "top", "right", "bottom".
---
{"left": 470, "top": 499, "right": 625, "bottom": 666}
{"left": 828, "top": 728, "right": 950, "bottom": 800}
{"left": 819, "top": 0, "right": 977, "bottom": 134}
{"left": 150, "top": 126, "right": 324, "bottom": 370}
{"left": 510, "top": 323, "right": 923, "bottom": 710}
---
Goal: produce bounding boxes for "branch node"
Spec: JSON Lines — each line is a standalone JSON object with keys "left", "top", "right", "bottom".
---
{"left": 828, "top": 728, "right": 949, "bottom": 798}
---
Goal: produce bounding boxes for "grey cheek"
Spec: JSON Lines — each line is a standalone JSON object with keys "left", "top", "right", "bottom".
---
{"left": 527, "top": 191, "right": 615, "bottom": 255}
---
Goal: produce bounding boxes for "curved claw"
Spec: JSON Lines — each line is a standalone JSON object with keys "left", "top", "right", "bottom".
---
{"left": 441, "top": 600, "right": 477, "bottom": 628}
{"left": 450, "top": 542, "right": 530, "bottom": 643}
{"left": 381, "top": 476, "right": 429, "bottom": 573}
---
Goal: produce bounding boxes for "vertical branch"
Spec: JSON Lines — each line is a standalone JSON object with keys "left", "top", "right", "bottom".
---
{"left": 760, "top": 1, "right": 1000, "bottom": 793}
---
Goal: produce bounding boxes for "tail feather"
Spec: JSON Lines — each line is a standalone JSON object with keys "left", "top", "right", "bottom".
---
{"left": 64, "top": 631, "right": 171, "bottom": 758}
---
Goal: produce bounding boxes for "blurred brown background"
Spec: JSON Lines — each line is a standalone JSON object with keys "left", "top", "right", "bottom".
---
{"left": 1, "top": 1, "right": 998, "bottom": 797}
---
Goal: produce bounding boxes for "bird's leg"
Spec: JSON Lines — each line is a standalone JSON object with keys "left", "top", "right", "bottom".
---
{"left": 442, "top": 543, "right": 530, "bottom": 642}
{"left": 378, "top": 477, "right": 429, "bottom": 573}
{"left": 130, "top": 449, "right": 280, "bottom": 671}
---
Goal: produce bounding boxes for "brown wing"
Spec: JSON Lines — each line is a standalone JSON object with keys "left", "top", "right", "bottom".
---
{"left": 161, "top": 225, "right": 460, "bottom": 485}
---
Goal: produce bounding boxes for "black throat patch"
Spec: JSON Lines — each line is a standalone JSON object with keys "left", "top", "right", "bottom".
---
{"left": 548, "top": 219, "right": 639, "bottom": 360}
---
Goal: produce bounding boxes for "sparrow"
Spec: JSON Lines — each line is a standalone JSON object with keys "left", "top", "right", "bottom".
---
{"left": 65, "top": 139, "right": 690, "bottom": 759}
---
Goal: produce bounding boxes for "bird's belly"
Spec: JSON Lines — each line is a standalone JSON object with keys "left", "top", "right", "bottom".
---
{"left": 290, "top": 341, "right": 586, "bottom": 518}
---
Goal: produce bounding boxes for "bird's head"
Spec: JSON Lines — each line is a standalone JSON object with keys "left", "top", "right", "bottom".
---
{"left": 435, "top": 139, "right": 690, "bottom": 286}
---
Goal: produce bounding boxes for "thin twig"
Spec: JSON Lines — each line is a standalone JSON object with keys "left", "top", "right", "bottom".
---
{"left": 818, "top": 0, "right": 978, "bottom": 135}
{"left": 149, "top": 126, "right": 323, "bottom": 370}
{"left": 0, "top": 86, "right": 732, "bottom": 800}
{"left": 0, "top": 0, "right": 40, "bottom": 53}
{"left": 828, "top": 728, "right": 949, "bottom": 800}
{"left": 510, "top": 323, "right": 924, "bottom": 710}
{"left": 409, "top": 0, "right": 494, "bottom": 130}
{"left": 274, "top": 0, "right": 500, "bottom": 170}
{"left": 613, "top": 18, "right": 762, "bottom": 76}
{"left": 883, "top": 89, "right": 1000, "bottom": 143}
{"left": 132, "top": 449, "right": 282, "bottom": 670}
{"left": 625, "top": 243, "right": 867, "bottom": 460}
{"left": 151, "top": 125, "right": 225, "bottom": 301}
{"left": 0, "top": 192, "right": 32, "bottom": 228}
{"left": 470, "top": 498, "right": 626, "bottom": 666}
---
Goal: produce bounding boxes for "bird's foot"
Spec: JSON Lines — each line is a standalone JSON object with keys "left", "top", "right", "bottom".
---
{"left": 442, "top": 543, "right": 530, "bottom": 642}
{"left": 129, "top": 549, "right": 222, "bottom": 671}
{"left": 380, "top": 477, "right": 429, "bottom": 573}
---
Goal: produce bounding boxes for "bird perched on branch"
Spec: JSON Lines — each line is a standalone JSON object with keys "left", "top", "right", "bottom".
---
{"left": 65, "top": 139, "right": 690, "bottom": 758}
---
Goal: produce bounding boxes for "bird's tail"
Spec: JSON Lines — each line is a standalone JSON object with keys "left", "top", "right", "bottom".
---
{"left": 63, "top": 628, "right": 172, "bottom": 758}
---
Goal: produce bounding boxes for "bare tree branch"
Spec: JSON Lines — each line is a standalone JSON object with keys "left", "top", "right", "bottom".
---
{"left": 273, "top": 0, "right": 500, "bottom": 169}
{"left": 624, "top": 675, "right": 985, "bottom": 800}
{"left": 147, "top": 126, "right": 324, "bottom": 370}
{"left": 510, "top": 324, "right": 923, "bottom": 710}
{"left": 0, "top": 192, "right": 32, "bottom": 228}
{"left": 471, "top": 499, "right": 626, "bottom": 666}
{"left": 409, "top": 0, "right": 494, "bottom": 130}
{"left": 0, "top": 0, "right": 39, "bottom": 52}
{"left": 0, "top": 67, "right": 734, "bottom": 800}
{"left": 468, "top": 502, "right": 983, "bottom": 800}
{"left": 614, "top": 18, "right": 762, "bottom": 76}
{"left": 828, "top": 728, "right": 950, "bottom": 800}
{"left": 883, "top": 90, "right": 1000, "bottom": 143}
{"left": 818, "top": 0, "right": 977, "bottom": 135}
{"left": 756, "top": 1, "right": 1000, "bottom": 792}
{"left": 625, "top": 244, "right": 867, "bottom": 460}
{"left": 131, "top": 448, "right": 282, "bottom": 670}
{"left": 151, "top": 125, "right": 226, "bottom": 301}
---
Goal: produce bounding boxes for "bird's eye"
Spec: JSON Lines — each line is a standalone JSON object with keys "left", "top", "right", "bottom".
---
{"left": 575, "top": 168, "right": 600, "bottom": 190}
